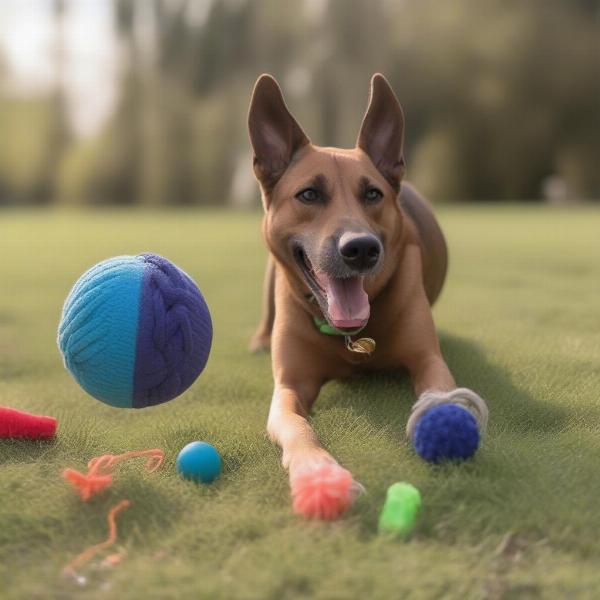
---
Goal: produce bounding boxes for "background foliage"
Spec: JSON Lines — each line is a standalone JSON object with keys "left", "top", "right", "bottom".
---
{"left": 0, "top": 0, "right": 598, "bottom": 206}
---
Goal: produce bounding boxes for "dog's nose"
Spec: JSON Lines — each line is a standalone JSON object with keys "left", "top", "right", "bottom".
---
{"left": 338, "top": 232, "right": 382, "bottom": 271}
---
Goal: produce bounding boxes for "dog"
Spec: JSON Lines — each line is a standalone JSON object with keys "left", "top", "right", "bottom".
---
{"left": 247, "top": 73, "right": 488, "bottom": 519}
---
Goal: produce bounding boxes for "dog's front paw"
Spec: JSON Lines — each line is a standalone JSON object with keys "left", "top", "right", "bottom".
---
{"left": 406, "top": 388, "right": 489, "bottom": 464}
{"left": 290, "top": 463, "right": 362, "bottom": 520}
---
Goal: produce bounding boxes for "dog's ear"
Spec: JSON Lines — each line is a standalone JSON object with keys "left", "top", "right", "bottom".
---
{"left": 357, "top": 74, "right": 405, "bottom": 192}
{"left": 248, "top": 74, "right": 310, "bottom": 196}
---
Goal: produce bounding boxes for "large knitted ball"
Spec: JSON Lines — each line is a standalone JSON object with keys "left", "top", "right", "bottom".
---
{"left": 413, "top": 404, "right": 480, "bottom": 463}
{"left": 58, "top": 253, "right": 212, "bottom": 408}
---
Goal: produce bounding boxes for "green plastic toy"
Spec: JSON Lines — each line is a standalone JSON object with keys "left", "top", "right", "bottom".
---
{"left": 378, "top": 482, "right": 422, "bottom": 537}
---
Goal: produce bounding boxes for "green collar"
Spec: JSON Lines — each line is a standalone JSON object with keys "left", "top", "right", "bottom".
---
{"left": 306, "top": 294, "right": 367, "bottom": 336}
{"left": 313, "top": 315, "right": 366, "bottom": 337}
{"left": 307, "top": 293, "right": 372, "bottom": 354}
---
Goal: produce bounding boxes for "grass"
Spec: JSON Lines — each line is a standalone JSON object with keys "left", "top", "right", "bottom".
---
{"left": 1, "top": 205, "right": 600, "bottom": 599}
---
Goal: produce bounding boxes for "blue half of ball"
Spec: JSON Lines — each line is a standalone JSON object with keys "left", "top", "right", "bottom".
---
{"left": 413, "top": 404, "right": 480, "bottom": 463}
{"left": 176, "top": 441, "right": 221, "bottom": 483}
{"left": 58, "top": 253, "right": 212, "bottom": 408}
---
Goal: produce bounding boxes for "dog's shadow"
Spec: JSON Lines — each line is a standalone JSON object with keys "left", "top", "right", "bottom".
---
{"left": 321, "top": 332, "right": 569, "bottom": 441}
{"left": 316, "top": 332, "right": 572, "bottom": 535}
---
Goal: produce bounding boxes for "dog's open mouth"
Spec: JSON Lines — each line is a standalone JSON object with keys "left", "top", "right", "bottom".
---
{"left": 294, "top": 246, "right": 370, "bottom": 331}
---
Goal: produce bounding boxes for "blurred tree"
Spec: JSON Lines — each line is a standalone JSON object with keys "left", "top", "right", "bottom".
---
{"left": 4, "top": 0, "right": 600, "bottom": 204}
{"left": 0, "top": 98, "right": 60, "bottom": 204}
{"left": 0, "top": 0, "right": 71, "bottom": 205}
{"left": 33, "top": 0, "right": 71, "bottom": 203}
{"left": 63, "top": 0, "right": 143, "bottom": 204}
{"left": 386, "top": 0, "right": 600, "bottom": 200}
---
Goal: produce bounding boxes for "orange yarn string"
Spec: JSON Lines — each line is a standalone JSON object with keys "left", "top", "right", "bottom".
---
{"left": 63, "top": 499, "right": 130, "bottom": 578}
{"left": 63, "top": 449, "right": 164, "bottom": 501}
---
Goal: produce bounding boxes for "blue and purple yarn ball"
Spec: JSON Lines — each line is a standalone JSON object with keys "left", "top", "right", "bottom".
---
{"left": 58, "top": 253, "right": 212, "bottom": 408}
{"left": 413, "top": 404, "right": 480, "bottom": 463}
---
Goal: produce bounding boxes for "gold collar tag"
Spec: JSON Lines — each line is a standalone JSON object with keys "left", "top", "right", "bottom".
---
{"left": 345, "top": 336, "right": 376, "bottom": 356}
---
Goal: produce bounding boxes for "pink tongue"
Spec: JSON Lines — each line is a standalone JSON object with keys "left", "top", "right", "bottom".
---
{"left": 317, "top": 275, "right": 370, "bottom": 329}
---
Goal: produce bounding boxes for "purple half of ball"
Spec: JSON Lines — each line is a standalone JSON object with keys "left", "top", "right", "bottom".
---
{"left": 413, "top": 404, "right": 480, "bottom": 463}
{"left": 133, "top": 253, "right": 213, "bottom": 408}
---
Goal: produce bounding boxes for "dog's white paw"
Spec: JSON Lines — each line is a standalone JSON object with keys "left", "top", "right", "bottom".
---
{"left": 406, "top": 387, "right": 489, "bottom": 439}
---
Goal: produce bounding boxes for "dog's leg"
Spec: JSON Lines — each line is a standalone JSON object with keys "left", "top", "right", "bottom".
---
{"left": 267, "top": 381, "right": 361, "bottom": 520}
{"left": 249, "top": 255, "right": 275, "bottom": 352}
{"left": 404, "top": 352, "right": 489, "bottom": 446}
{"left": 267, "top": 381, "right": 328, "bottom": 470}
{"left": 396, "top": 293, "right": 489, "bottom": 440}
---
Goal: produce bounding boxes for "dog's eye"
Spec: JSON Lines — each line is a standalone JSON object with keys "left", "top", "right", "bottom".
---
{"left": 364, "top": 187, "right": 383, "bottom": 203}
{"left": 296, "top": 188, "right": 321, "bottom": 204}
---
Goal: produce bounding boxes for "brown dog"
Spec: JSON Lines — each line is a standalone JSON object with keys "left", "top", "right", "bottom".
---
{"left": 248, "top": 74, "right": 488, "bottom": 519}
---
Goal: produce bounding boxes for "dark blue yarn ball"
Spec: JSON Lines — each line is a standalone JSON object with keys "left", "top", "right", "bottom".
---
{"left": 413, "top": 404, "right": 480, "bottom": 463}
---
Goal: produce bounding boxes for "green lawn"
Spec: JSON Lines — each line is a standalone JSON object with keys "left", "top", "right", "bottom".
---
{"left": 1, "top": 206, "right": 599, "bottom": 599}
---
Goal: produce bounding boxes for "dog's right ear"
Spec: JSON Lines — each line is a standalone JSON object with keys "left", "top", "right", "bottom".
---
{"left": 248, "top": 74, "right": 310, "bottom": 198}
{"left": 357, "top": 74, "right": 405, "bottom": 192}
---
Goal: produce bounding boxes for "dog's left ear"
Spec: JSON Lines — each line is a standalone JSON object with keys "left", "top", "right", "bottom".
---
{"left": 248, "top": 74, "right": 310, "bottom": 195}
{"left": 357, "top": 74, "right": 405, "bottom": 192}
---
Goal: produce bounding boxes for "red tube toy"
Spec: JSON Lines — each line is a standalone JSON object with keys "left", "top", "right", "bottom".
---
{"left": 0, "top": 406, "right": 57, "bottom": 439}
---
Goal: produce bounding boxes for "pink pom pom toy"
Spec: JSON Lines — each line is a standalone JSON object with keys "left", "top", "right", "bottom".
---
{"left": 291, "top": 463, "right": 359, "bottom": 520}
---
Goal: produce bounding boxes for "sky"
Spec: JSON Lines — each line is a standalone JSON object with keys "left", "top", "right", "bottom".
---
{"left": 0, "top": 0, "right": 120, "bottom": 137}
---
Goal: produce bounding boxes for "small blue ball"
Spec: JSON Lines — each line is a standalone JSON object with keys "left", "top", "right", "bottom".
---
{"left": 413, "top": 404, "right": 480, "bottom": 463}
{"left": 176, "top": 441, "right": 221, "bottom": 483}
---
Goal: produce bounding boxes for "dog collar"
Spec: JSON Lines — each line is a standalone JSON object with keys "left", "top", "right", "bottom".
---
{"left": 313, "top": 316, "right": 365, "bottom": 337}
{"left": 311, "top": 311, "right": 376, "bottom": 357}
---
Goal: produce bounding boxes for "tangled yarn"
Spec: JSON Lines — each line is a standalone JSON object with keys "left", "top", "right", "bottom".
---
{"left": 62, "top": 449, "right": 165, "bottom": 581}
{"left": 63, "top": 449, "right": 165, "bottom": 501}
{"left": 63, "top": 500, "right": 130, "bottom": 581}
